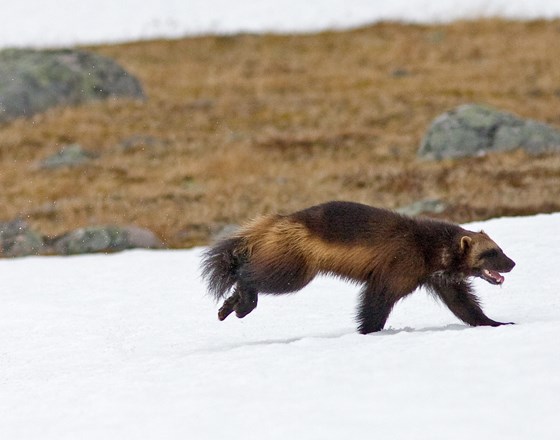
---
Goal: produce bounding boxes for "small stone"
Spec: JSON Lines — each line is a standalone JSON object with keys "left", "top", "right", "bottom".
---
{"left": 39, "top": 144, "right": 97, "bottom": 169}
{"left": 390, "top": 68, "right": 410, "bottom": 78}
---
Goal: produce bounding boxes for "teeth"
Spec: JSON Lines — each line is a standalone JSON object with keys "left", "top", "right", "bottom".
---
{"left": 483, "top": 269, "right": 504, "bottom": 284}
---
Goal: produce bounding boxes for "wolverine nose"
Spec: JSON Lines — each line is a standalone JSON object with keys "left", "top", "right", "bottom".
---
{"left": 506, "top": 258, "right": 516, "bottom": 272}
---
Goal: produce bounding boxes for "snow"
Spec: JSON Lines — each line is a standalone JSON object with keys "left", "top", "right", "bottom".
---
{"left": 1, "top": 212, "right": 559, "bottom": 439}
{"left": 2, "top": 0, "right": 560, "bottom": 48}
{"left": 2, "top": 2, "right": 560, "bottom": 438}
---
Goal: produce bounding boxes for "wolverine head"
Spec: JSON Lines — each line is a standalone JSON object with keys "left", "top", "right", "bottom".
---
{"left": 461, "top": 231, "right": 515, "bottom": 285}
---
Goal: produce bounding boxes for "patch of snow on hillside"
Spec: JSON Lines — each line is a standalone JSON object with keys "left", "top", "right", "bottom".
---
{"left": 2, "top": 0, "right": 560, "bottom": 48}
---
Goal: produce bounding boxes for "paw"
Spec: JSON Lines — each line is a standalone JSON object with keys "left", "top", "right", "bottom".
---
{"left": 234, "top": 297, "right": 258, "bottom": 319}
{"left": 218, "top": 304, "right": 235, "bottom": 321}
{"left": 489, "top": 320, "right": 515, "bottom": 327}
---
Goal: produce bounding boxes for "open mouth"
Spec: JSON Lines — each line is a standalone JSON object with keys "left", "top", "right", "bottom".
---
{"left": 480, "top": 269, "right": 505, "bottom": 285}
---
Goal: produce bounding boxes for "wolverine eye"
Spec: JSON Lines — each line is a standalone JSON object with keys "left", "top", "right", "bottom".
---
{"left": 479, "top": 249, "right": 499, "bottom": 260}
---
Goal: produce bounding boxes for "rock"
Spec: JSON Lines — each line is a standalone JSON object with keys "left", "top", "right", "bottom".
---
{"left": 419, "top": 104, "right": 560, "bottom": 159}
{"left": 0, "top": 48, "right": 144, "bottom": 122}
{"left": 396, "top": 199, "right": 448, "bottom": 217}
{"left": 39, "top": 144, "right": 97, "bottom": 169}
{"left": 124, "top": 226, "right": 165, "bottom": 250}
{"left": 0, "top": 221, "right": 163, "bottom": 258}
{"left": 0, "top": 219, "right": 44, "bottom": 257}
{"left": 49, "top": 225, "right": 163, "bottom": 255}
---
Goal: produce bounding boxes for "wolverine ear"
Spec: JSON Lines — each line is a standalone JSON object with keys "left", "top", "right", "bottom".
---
{"left": 460, "top": 236, "right": 472, "bottom": 253}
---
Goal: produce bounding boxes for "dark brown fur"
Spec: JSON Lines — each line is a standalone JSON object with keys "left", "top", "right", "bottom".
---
{"left": 201, "top": 201, "right": 516, "bottom": 334}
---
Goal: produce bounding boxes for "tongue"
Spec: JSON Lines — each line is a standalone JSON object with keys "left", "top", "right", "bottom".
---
{"left": 489, "top": 270, "right": 505, "bottom": 284}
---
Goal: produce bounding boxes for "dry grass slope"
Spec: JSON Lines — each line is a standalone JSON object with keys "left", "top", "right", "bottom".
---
{"left": 1, "top": 19, "right": 560, "bottom": 247}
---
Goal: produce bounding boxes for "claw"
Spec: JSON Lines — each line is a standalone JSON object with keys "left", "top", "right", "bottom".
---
{"left": 217, "top": 294, "right": 240, "bottom": 321}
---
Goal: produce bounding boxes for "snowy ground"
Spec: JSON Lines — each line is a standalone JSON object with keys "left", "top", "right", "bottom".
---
{"left": 2, "top": 0, "right": 560, "bottom": 48}
{"left": 1, "top": 213, "right": 559, "bottom": 439}
{"left": 2, "top": 1, "right": 560, "bottom": 438}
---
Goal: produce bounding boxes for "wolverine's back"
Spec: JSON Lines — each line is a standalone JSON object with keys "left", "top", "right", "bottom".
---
{"left": 290, "top": 201, "right": 413, "bottom": 245}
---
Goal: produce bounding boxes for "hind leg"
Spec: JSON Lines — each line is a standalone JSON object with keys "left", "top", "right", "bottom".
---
{"left": 218, "top": 253, "right": 313, "bottom": 321}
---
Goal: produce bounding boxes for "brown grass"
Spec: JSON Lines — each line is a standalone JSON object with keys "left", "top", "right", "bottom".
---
{"left": 1, "top": 19, "right": 560, "bottom": 247}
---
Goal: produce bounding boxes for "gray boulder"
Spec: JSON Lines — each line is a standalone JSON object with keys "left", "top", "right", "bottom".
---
{"left": 0, "top": 48, "right": 144, "bottom": 122}
{"left": 48, "top": 225, "right": 163, "bottom": 255}
{"left": 0, "top": 219, "right": 44, "bottom": 257}
{"left": 419, "top": 104, "right": 560, "bottom": 159}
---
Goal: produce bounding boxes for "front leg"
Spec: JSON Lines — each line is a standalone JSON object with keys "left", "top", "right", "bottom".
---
{"left": 429, "top": 279, "right": 513, "bottom": 327}
{"left": 356, "top": 282, "right": 398, "bottom": 334}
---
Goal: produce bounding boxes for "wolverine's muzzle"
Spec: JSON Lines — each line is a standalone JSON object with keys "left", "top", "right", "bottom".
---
{"left": 478, "top": 255, "right": 515, "bottom": 285}
{"left": 480, "top": 269, "right": 506, "bottom": 285}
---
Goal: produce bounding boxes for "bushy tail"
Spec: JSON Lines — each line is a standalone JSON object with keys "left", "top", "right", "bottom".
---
{"left": 201, "top": 236, "right": 246, "bottom": 301}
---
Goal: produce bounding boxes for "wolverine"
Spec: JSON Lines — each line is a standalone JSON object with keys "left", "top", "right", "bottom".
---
{"left": 201, "top": 201, "right": 515, "bottom": 334}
